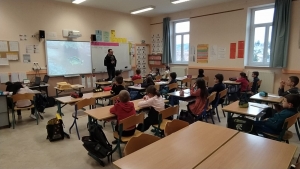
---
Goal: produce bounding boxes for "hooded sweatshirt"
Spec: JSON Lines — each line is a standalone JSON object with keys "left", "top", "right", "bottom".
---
{"left": 236, "top": 77, "right": 249, "bottom": 92}
{"left": 110, "top": 101, "right": 136, "bottom": 130}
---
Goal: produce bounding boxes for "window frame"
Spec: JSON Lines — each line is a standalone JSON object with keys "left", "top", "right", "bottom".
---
{"left": 172, "top": 20, "right": 190, "bottom": 64}
{"left": 247, "top": 5, "right": 274, "bottom": 67}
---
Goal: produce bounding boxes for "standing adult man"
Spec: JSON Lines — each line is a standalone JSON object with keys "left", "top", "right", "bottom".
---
{"left": 104, "top": 49, "right": 117, "bottom": 81}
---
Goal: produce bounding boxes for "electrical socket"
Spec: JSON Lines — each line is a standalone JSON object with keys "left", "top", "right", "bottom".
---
{"left": 33, "top": 62, "right": 38, "bottom": 64}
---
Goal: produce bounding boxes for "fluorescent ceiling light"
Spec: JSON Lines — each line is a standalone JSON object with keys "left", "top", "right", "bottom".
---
{"left": 131, "top": 6, "right": 155, "bottom": 14}
{"left": 72, "top": 0, "right": 86, "bottom": 4}
{"left": 171, "top": 0, "right": 190, "bottom": 4}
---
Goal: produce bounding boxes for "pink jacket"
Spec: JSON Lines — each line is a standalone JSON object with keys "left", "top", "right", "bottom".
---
{"left": 137, "top": 96, "right": 164, "bottom": 112}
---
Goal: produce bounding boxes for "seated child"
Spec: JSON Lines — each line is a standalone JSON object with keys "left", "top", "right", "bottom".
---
{"left": 141, "top": 76, "right": 155, "bottom": 88}
{"left": 110, "top": 90, "right": 136, "bottom": 144}
{"left": 165, "top": 72, "right": 178, "bottom": 106}
{"left": 132, "top": 69, "right": 142, "bottom": 81}
{"left": 151, "top": 68, "right": 160, "bottom": 79}
{"left": 208, "top": 74, "right": 225, "bottom": 105}
{"left": 198, "top": 69, "right": 205, "bottom": 78}
{"left": 187, "top": 78, "right": 208, "bottom": 116}
{"left": 278, "top": 76, "right": 299, "bottom": 96}
{"left": 253, "top": 94, "right": 300, "bottom": 135}
{"left": 236, "top": 72, "right": 249, "bottom": 92}
{"left": 111, "top": 76, "right": 125, "bottom": 95}
{"left": 162, "top": 66, "right": 170, "bottom": 80}
{"left": 111, "top": 70, "right": 122, "bottom": 84}
{"left": 251, "top": 71, "right": 260, "bottom": 93}
{"left": 137, "top": 85, "right": 165, "bottom": 132}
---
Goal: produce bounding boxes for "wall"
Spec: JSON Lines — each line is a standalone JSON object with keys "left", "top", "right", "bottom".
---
{"left": 0, "top": 0, "right": 150, "bottom": 96}
{"left": 150, "top": 0, "right": 300, "bottom": 93}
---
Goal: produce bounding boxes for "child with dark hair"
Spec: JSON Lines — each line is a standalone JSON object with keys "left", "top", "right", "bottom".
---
{"left": 111, "top": 70, "right": 122, "bottom": 84}
{"left": 188, "top": 78, "right": 208, "bottom": 116}
{"left": 208, "top": 74, "right": 225, "bottom": 105}
{"left": 167, "top": 72, "right": 178, "bottom": 106}
{"left": 278, "top": 76, "right": 299, "bottom": 96}
{"left": 236, "top": 72, "right": 249, "bottom": 92}
{"left": 132, "top": 69, "right": 142, "bottom": 81}
{"left": 110, "top": 90, "right": 136, "bottom": 144}
{"left": 137, "top": 85, "right": 165, "bottom": 132}
{"left": 198, "top": 69, "right": 205, "bottom": 78}
{"left": 111, "top": 76, "right": 125, "bottom": 95}
{"left": 163, "top": 66, "right": 170, "bottom": 80}
{"left": 251, "top": 71, "right": 260, "bottom": 93}
{"left": 253, "top": 94, "right": 300, "bottom": 135}
{"left": 141, "top": 76, "right": 155, "bottom": 88}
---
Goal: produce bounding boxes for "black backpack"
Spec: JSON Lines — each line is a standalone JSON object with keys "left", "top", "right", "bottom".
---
{"left": 35, "top": 94, "right": 48, "bottom": 113}
{"left": 178, "top": 110, "right": 195, "bottom": 124}
{"left": 82, "top": 124, "right": 113, "bottom": 166}
{"left": 46, "top": 118, "right": 70, "bottom": 142}
{"left": 46, "top": 97, "right": 56, "bottom": 108}
{"left": 227, "top": 116, "right": 254, "bottom": 133}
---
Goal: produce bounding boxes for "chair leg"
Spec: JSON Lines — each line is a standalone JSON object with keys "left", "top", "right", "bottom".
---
{"left": 221, "top": 104, "right": 226, "bottom": 117}
{"left": 111, "top": 121, "right": 115, "bottom": 132}
{"left": 75, "top": 120, "right": 80, "bottom": 140}
{"left": 35, "top": 109, "right": 39, "bottom": 125}
{"left": 294, "top": 119, "right": 300, "bottom": 141}
{"left": 215, "top": 108, "right": 221, "bottom": 122}
{"left": 117, "top": 141, "right": 122, "bottom": 158}
{"left": 210, "top": 111, "right": 215, "bottom": 124}
{"left": 69, "top": 119, "right": 76, "bottom": 134}
{"left": 12, "top": 110, "right": 16, "bottom": 129}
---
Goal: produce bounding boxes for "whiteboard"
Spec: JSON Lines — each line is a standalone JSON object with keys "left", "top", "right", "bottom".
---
{"left": 91, "top": 42, "right": 131, "bottom": 73}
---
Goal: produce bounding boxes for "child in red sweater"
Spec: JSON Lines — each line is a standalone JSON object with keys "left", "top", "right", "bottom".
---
{"left": 236, "top": 72, "right": 249, "bottom": 92}
{"left": 110, "top": 90, "right": 136, "bottom": 144}
{"left": 132, "top": 69, "right": 142, "bottom": 81}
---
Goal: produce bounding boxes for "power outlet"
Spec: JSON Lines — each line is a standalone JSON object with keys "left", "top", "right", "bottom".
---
{"left": 33, "top": 62, "right": 38, "bottom": 64}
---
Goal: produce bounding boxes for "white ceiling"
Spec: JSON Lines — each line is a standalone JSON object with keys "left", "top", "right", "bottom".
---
{"left": 55, "top": 0, "right": 235, "bottom": 17}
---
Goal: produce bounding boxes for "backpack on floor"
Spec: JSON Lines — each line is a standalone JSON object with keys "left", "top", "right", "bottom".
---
{"left": 227, "top": 116, "right": 254, "bottom": 133}
{"left": 46, "top": 97, "right": 56, "bottom": 108}
{"left": 82, "top": 124, "right": 113, "bottom": 161}
{"left": 35, "top": 93, "right": 48, "bottom": 113}
{"left": 178, "top": 110, "right": 195, "bottom": 124}
{"left": 46, "top": 115, "right": 70, "bottom": 142}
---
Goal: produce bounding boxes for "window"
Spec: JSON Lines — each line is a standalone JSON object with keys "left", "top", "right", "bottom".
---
{"left": 247, "top": 6, "right": 274, "bottom": 67}
{"left": 173, "top": 21, "right": 190, "bottom": 64}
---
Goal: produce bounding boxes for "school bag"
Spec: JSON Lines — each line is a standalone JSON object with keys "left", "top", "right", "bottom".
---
{"left": 46, "top": 115, "right": 70, "bottom": 142}
{"left": 239, "top": 92, "right": 249, "bottom": 108}
{"left": 178, "top": 110, "right": 195, "bottom": 124}
{"left": 227, "top": 116, "right": 254, "bottom": 133}
{"left": 35, "top": 93, "right": 48, "bottom": 113}
{"left": 82, "top": 123, "right": 113, "bottom": 166}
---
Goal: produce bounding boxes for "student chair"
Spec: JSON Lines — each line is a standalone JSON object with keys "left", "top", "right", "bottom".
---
{"left": 218, "top": 88, "right": 228, "bottom": 117}
{"left": 11, "top": 93, "right": 37, "bottom": 129}
{"left": 154, "top": 84, "right": 160, "bottom": 91}
{"left": 162, "top": 83, "right": 178, "bottom": 99}
{"left": 69, "top": 98, "right": 96, "bottom": 140}
{"left": 179, "top": 78, "right": 192, "bottom": 89}
{"left": 123, "top": 134, "right": 160, "bottom": 156}
{"left": 256, "top": 80, "right": 262, "bottom": 93}
{"left": 203, "top": 76, "right": 209, "bottom": 87}
{"left": 262, "top": 112, "right": 300, "bottom": 143}
{"left": 164, "top": 119, "right": 189, "bottom": 136}
{"left": 152, "top": 106, "right": 179, "bottom": 137}
{"left": 103, "top": 95, "right": 119, "bottom": 129}
{"left": 133, "top": 79, "right": 143, "bottom": 85}
{"left": 155, "top": 75, "right": 162, "bottom": 81}
{"left": 198, "top": 92, "right": 217, "bottom": 124}
{"left": 113, "top": 113, "right": 145, "bottom": 158}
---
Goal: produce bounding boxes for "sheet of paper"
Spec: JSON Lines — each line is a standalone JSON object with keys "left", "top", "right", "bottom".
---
{"left": 81, "top": 76, "right": 86, "bottom": 88}
{"left": 218, "top": 47, "right": 226, "bottom": 59}
{"left": 128, "top": 70, "right": 134, "bottom": 77}
{"left": 0, "top": 41, "right": 8, "bottom": 52}
{"left": 95, "top": 30, "right": 102, "bottom": 41}
{"left": 92, "top": 76, "right": 96, "bottom": 87}
{"left": 18, "top": 72, "right": 27, "bottom": 81}
{"left": 11, "top": 72, "right": 19, "bottom": 82}
{"left": 0, "top": 56, "right": 9, "bottom": 65}
{"left": 87, "top": 77, "right": 91, "bottom": 88}
{"left": 0, "top": 73, "right": 9, "bottom": 83}
{"left": 110, "top": 30, "right": 116, "bottom": 38}
{"left": 103, "top": 31, "right": 110, "bottom": 42}
{"left": 26, "top": 45, "right": 34, "bottom": 53}
{"left": 23, "top": 54, "right": 31, "bottom": 63}
{"left": 8, "top": 41, "right": 19, "bottom": 51}
{"left": 7, "top": 53, "right": 18, "bottom": 60}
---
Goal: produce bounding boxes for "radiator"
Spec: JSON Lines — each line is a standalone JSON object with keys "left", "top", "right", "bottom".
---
{"left": 171, "top": 67, "right": 187, "bottom": 77}
{"left": 247, "top": 71, "right": 275, "bottom": 93}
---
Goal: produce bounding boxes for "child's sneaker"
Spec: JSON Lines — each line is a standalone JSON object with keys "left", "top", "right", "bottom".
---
{"left": 30, "top": 114, "right": 37, "bottom": 119}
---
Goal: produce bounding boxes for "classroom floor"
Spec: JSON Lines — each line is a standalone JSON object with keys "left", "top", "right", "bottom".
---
{"left": 0, "top": 101, "right": 299, "bottom": 169}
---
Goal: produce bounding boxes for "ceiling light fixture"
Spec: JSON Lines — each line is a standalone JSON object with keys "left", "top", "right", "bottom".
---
{"left": 171, "top": 0, "right": 190, "bottom": 4}
{"left": 130, "top": 6, "right": 155, "bottom": 14}
{"left": 72, "top": 0, "right": 86, "bottom": 4}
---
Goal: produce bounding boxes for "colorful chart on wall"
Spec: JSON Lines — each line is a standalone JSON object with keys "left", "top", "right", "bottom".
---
{"left": 197, "top": 44, "right": 208, "bottom": 63}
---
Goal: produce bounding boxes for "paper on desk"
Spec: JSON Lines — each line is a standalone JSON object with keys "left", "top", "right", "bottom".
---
{"left": 11, "top": 72, "right": 19, "bottom": 82}
{"left": 9, "top": 41, "right": 19, "bottom": 51}
{"left": 81, "top": 76, "right": 86, "bottom": 88}
{"left": 18, "top": 72, "right": 27, "bottom": 81}
{"left": 0, "top": 73, "right": 9, "bottom": 83}
{"left": 87, "top": 77, "right": 91, "bottom": 88}
{"left": 92, "top": 76, "right": 96, "bottom": 87}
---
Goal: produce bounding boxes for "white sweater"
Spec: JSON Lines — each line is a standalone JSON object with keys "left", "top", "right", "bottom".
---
{"left": 138, "top": 96, "right": 165, "bottom": 112}
{"left": 16, "top": 87, "right": 34, "bottom": 107}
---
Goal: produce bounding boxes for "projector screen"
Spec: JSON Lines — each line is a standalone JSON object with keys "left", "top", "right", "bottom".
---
{"left": 46, "top": 40, "right": 92, "bottom": 76}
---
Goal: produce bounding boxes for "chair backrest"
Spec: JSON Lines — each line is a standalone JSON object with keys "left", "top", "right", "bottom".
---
{"left": 119, "top": 112, "right": 145, "bottom": 130}
{"left": 75, "top": 98, "right": 96, "bottom": 110}
{"left": 110, "top": 95, "right": 119, "bottom": 105}
{"left": 203, "top": 76, "right": 209, "bottom": 86}
{"left": 12, "top": 93, "right": 34, "bottom": 102}
{"left": 257, "top": 80, "right": 262, "bottom": 86}
{"left": 155, "top": 75, "right": 162, "bottom": 81}
{"left": 133, "top": 78, "right": 143, "bottom": 85}
{"left": 219, "top": 88, "right": 228, "bottom": 99}
{"left": 283, "top": 112, "right": 300, "bottom": 129}
{"left": 165, "top": 73, "right": 169, "bottom": 79}
{"left": 159, "top": 106, "right": 179, "bottom": 119}
{"left": 182, "top": 78, "right": 192, "bottom": 88}
{"left": 248, "top": 82, "right": 253, "bottom": 90}
{"left": 168, "top": 83, "right": 178, "bottom": 91}
{"left": 164, "top": 119, "right": 189, "bottom": 136}
{"left": 207, "top": 92, "right": 217, "bottom": 105}
{"left": 154, "top": 85, "right": 160, "bottom": 91}
{"left": 123, "top": 134, "right": 160, "bottom": 156}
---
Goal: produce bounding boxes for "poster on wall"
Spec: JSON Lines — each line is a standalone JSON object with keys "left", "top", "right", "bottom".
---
{"left": 237, "top": 41, "right": 245, "bottom": 58}
{"left": 210, "top": 45, "right": 217, "bottom": 61}
{"left": 197, "top": 44, "right": 208, "bottom": 63}
{"left": 230, "top": 43, "right": 236, "bottom": 59}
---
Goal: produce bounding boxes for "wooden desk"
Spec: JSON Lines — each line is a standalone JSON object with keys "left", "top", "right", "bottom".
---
{"left": 128, "top": 86, "right": 145, "bottom": 90}
{"left": 167, "top": 89, "right": 191, "bottom": 98}
{"left": 113, "top": 122, "right": 238, "bottom": 169}
{"left": 155, "top": 81, "right": 169, "bottom": 86}
{"left": 223, "top": 80, "right": 241, "bottom": 85}
{"left": 195, "top": 132, "right": 297, "bottom": 169}
{"left": 176, "top": 76, "right": 197, "bottom": 81}
{"left": 123, "top": 78, "right": 133, "bottom": 83}
{"left": 95, "top": 81, "right": 112, "bottom": 88}
{"left": 54, "top": 84, "right": 85, "bottom": 97}
{"left": 28, "top": 84, "right": 49, "bottom": 96}
{"left": 250, "top": 93, "right": 283, "bottom": 104}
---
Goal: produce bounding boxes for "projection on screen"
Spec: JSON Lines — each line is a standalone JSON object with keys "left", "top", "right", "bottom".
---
{"left": 46, "top": 41, "right": 92, "bottom": 76}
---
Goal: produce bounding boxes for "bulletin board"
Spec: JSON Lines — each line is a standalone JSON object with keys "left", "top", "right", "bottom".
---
{"left": 0, "top": 41, "right": 20, "bottom": 62}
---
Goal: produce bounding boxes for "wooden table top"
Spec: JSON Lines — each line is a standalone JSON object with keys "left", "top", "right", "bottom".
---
{"left": 195, "top": 132, "right": 297, "bottom": 169}
{"left": 223, "top": 80, "right": 241, "bottom": 85}
{"left": 95, "top": 81, "right": 112, "bottom": 85}
{"left": 113, "top": 122, "right": 238, "bottom": 169}
{"left": 55, "top": 91, "right": 113, "bottom": 104}
{"left": 176, "top": 75, "right": 198, "bottom": 81}
{"left": 250, "top": 93, "right": 283, "bottom": 103}
{"left": 127, "top": 86, "right": 145, "bottom": 90}
{"left": 54, "top": 84, "right": 84, "bottom": 90}
{"left": 222, "top": 101, "right": 269, "bottom": 117}
{"left": 167, "top": 89, "right": 191, "bottom": 98}
{"left": 123, "top": 78, "right": 133, "bottom": 82}
{"left": 155, "top": 81, "right": 169, "bottom": 85}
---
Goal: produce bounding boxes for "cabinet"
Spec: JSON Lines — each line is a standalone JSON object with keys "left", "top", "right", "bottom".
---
{"left": 0, "top": 95, "right": 10, "bottom": 129}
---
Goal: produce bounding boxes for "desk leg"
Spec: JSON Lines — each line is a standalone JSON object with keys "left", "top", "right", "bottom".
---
{"left": 45, "top": 87, "right": 49, "bottom": 97}
{"left": 57, "top": 101, "right": 64, "bottom": 116}
{"left": 56, "top": 89, "right": 58, "bottom": 97}
{"left": 226, "top": 112, "right": 232, "bottom": 128}
{"left": 295, "top": 118, "right": 300, "bottom": 140}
